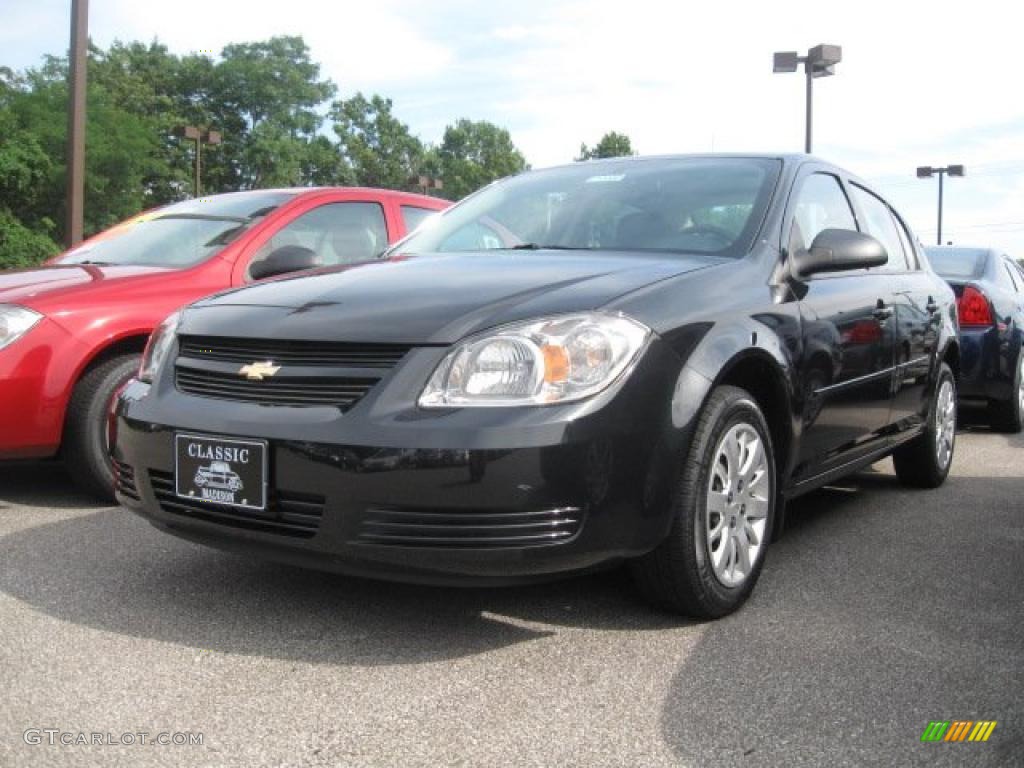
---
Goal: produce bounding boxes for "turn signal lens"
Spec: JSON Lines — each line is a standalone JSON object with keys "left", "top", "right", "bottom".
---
{"left": 957, "top": 285, "right": 993, "bottom": 327}
{"left": 542, "top": 344, "right": 570, "bottom": 384}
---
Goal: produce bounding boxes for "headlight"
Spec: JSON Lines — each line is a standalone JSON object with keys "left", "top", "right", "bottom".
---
{"left": 0, "top": 305, "right": 43, "bottom": 351}
{"left": 138, "top": 311, "right": 181, "bottom": 383}
{"left": 419, "top": 312, "right": 650, "bottom": 407}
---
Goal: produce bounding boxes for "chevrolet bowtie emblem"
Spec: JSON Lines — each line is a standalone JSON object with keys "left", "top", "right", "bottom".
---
{"left": 239, "top": 361, "right": 281, "bottom": 381}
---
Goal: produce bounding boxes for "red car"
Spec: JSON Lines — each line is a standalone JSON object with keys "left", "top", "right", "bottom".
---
{"left": 0, "top": 187, "right": 447, "bottom": 496}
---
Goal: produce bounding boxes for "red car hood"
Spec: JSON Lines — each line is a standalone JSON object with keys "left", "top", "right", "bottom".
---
{"left": 0, "top": 264, "right": 174, "bottom": 308}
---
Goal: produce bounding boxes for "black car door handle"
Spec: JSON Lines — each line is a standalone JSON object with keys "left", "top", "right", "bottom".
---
{"left": 926, "top": 297, "right": 939, "bottom": 314}
{"left": 873, "top": 300, "right": 893, "bottom": 321}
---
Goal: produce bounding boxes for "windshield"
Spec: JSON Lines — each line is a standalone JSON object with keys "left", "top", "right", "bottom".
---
{"left": 57, "top": 191, "right": 297, "bottom": 268}
{"left": 925, "top": 247, "right": 989, "bottom": 279}
{"left": 392, "top": 157, "right": 781, "bottom": 259}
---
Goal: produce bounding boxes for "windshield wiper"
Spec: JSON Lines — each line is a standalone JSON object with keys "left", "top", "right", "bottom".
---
{"left": 72, "top": 260, "right": 116, "bottom": 266}
{"left": 510, "top": 243, "right": 595, "bottom": 251}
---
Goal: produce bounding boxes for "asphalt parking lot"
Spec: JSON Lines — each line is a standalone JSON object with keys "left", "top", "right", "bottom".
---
{"left": 1, "top": 419, "right": 1021, "bottom": 768}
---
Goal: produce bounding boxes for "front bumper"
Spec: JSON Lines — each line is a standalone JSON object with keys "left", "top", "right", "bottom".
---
{"left": 112, "top": 340, "right": 684, "bottom": 585}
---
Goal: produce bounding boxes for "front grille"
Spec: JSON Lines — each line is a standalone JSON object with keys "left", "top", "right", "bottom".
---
{"left": 174, "top": 335, "right": 412, "bottom": 409}
{"left": 149, "top": 470, "right": 324, "bottom": 538}
{"left": 175, "top": 368, "right": 377, "bottom": 408}
{"left": 355, "top": 505, "right": 583, "bottom": 549}
{"left": 178, "top": 336, "right": 411, "bottom": 368}
{"left": 113, "top": 458, "right": 139, "bottom": 501}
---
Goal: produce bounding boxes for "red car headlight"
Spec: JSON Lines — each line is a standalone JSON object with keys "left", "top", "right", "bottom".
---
{"left": 0, "top": 304, "right": 43, "bottom": 351}
{"left": 139, "top": 311, "right": 181, "bottom": 383}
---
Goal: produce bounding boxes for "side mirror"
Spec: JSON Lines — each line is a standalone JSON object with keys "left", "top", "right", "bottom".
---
{"left": 793, "top": 229, "right": 888, "bottom": 278}
{"left": 249, "top": 245, "right": 320, "bottom": 281}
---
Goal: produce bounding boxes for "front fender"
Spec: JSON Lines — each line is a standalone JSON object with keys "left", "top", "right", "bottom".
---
{"left": 669, "top": 316, "right": 796, "bottom": 429}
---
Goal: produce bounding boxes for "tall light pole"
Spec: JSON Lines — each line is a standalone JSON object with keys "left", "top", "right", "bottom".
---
{"left": 772, "top": 44, "right": 842, "bottom": 154}
{"left": 916, "top": 165, "right": 965, "bottom": 245}
{"left": 66, "top": 0, "right": 89, "bottom": 248}
{"left": 174, "top": 126, "right": 222, "bottom": 197}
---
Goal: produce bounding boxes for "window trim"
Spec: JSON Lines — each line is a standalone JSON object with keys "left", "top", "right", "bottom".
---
{"left": 888, "top": 207, "right": 922, "bottom": 271}
{"left": 1011, "top": 259, "right": 1024, "bottom": 288}
{"left": 1001, "top": 257, "right": 1022, "bottom": 292}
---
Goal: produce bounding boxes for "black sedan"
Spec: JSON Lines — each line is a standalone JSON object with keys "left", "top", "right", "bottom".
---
{"left": 926, "top": 246, "right": 1024, "bottom": 432}
{"left": 113, "top": 155, "right": 959, "bottom": 618}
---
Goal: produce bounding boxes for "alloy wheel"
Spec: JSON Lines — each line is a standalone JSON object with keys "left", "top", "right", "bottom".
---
{"left": 705, "top": 423, "right": 770, "bottom": 588}
{"left": 1018, "top": 355, "right": 1024, "bottom": 420}
{"left": 935, "top": 379, "right": 956, "bottom": 470}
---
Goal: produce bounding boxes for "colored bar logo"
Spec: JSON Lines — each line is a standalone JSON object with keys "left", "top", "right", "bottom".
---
{"left": 921, "top": 721, "right": 997, "bottom": 742}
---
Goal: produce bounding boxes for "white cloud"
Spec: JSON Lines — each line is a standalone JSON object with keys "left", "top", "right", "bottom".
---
{"left": 88, "top": 0, "right": 453, "bottom": 86}
{"left": 465, "top": 0, "right": 1023, "bottom": 168}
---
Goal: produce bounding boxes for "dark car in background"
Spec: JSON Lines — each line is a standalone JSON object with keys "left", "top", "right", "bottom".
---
{"left": 926, "top": 246, "right": 1024, "bottom": 432}
{"left": 113, "top": 155, "right": 959, "bottom": 618}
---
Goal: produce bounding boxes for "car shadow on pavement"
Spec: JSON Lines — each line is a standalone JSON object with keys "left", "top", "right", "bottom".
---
{"left": 658, "top": 470, "right": 1024, "bottom": 767}
{"left": 0, "top": 461, "right": 109, "bottom": 510}
{"left": 0, "top": 503, "right": 684, "bottom": 667}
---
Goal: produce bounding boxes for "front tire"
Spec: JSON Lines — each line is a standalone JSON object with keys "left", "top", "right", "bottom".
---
{"left": 893, "top": 362, "right": 956, "bottom": 488}
{"left": 64, "top": 354, "right": 140, "bottom": 500}
{"left": 631, "top": 386, "right": 776, "bottom": 619}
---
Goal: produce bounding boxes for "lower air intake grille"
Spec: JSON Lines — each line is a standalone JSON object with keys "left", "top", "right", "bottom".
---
{"left": 113, "top": 459, "right": 139, "bottom": 501}
{"left": 149, "top": 470, "right": 324, "bottom": 538}
{"left": 355, "top": 505, "right": 583, "bottom": 549}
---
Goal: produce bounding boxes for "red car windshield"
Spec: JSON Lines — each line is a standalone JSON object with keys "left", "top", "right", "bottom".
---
{"left": 56, "top": 191, "right": 296, "bottom": 269}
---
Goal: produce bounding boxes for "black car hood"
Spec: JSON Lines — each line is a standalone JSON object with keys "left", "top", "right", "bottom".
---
{"left": 187, "top": 250, "right": 723, "bottom": 344}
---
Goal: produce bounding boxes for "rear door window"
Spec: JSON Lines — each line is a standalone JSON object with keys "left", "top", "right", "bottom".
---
{"left": 400, "top": 205, "right": 438, "bottom": 233}
{"left": 1001, "top": 258, "right": 1021, "bottom": 292}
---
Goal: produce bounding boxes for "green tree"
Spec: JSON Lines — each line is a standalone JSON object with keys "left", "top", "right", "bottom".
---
{"left": 0, "top": 59, "right": 166, "bottom": 246}
{"left": 330, "top": 93, "right": 423, "bottom": 189}
{"left": 438, "top": 119, "right": 527, "bottom": 200}
{"left": 0, "top": 105, "right": 60, "bottom": 267}
{"left": 0, "top": 209, "right": 59, "bottom": 269}
{"left": 576, "top": 131, "right": 635, "bottom": 161}
{"left": 90, "top": 41, "right": 192, "bottom": 202}
{"left": 201, "top": 36, "right": 338, "bottom": 190}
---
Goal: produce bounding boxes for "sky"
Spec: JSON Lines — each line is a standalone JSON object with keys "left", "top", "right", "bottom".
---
{"left": 3, "top": 0, "right": 1023, "bottom": 254}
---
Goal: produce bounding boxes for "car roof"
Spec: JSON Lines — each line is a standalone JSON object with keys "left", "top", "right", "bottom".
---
{"left": 197, "top": 186, "right": 436, "bottom": 197}
{"left": 522, "top": 153, "right": 879, "bottom": 194}
{"left": 535, "top": 152, "right": 817, "bottom": 172}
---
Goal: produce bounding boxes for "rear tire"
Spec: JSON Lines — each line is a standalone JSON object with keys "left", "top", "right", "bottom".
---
{"left": 64, "top": 354, "right": 140, "bottom": 500}
{"left": 630, "top": 386, "right": 776, "bottom": 619}
{"left": 987, "top": 349, "right": 1023, "bottom": 433}
{"left": 893, "top": 362, "right": 956, "bottom": 488}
